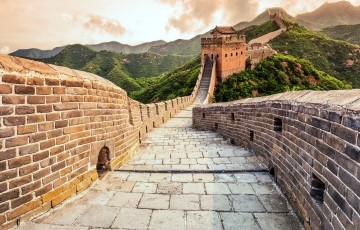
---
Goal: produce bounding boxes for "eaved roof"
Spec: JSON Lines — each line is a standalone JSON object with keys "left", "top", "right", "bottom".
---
{"left": 211, "top": 26, "right": 236, "bottom": 35}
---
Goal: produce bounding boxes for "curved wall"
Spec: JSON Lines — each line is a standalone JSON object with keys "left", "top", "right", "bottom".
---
{"left": 0, "top": 54, "right": 202, "bottom": 228}
{"left": 193, "top": 90, "right": 360, "bottom": 229}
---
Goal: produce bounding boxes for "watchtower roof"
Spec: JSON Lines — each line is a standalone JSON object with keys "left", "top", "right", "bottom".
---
{"left": 211, "top": 26, "right": 236, "bottom": 35}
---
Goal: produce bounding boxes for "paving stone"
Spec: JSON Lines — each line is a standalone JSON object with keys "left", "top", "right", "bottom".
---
{"left": 197, "top": 158, "right": 214, "bottom": 165}
{"left": 205, "top": 183, "right": 231, "bottom": 194}
{"left": 127, "top": 173, "right": 150, "bottom": 182}
{"left": 200, "top": 195, "right": 232, "bottom": 211}
{"left": 221, "top": 212, "right": 261, "bottom": 230}
{"left": 181, "top": 158, "right": 197, "bottom": 164}
{"left": 107, "top": 192, "right": 142, "bottom": 208}
{"left": 187, "top": 152, "right": 203, "bottom": 158}
{"left": 233, "top": 173, "right": 258, "bottom": 183}
{"left": 230, "top": 195, "right": 266, "bottom": 212}
{"left": 186, "top": 211, "right": 222, "bottom": 230}
{"left": 251, "top": 183, "right": 277, "bottom": 194}
{"left": 228, "top": 183, "right": 256, "bottom": 194}
{"left": 157, "top": 182, "right": 182, "bottom": 195}
{"left": 193, "top": 174, "right": 215, "bottom": 182}
{"left": 138, "top": 194, "right": 170, "bottom": 209}
{"left": 145, "top": 159, "right": 163, "bottom": 165}
{"left": 189, "top": 164, "right": 208, "bottom": 170}
{"left": 132, "top": 182, "right": 157, "bottom": 193}
{"left": 172, "top": 173, "right": 193, "bottom": 182}
{"left": 77, "top": 190, "right": 114, "bottom": 206}
{"left": 229, "top": 157, "right": 248, "bottom": 164}
{"left": 149, "top": 210, "right": 185, "bottom": 230}
{"left": 172, "top": 164, "right": 190, "bottom": 170}
{"left": 183, "top": 183, "right": 205, "bottom": 194}
{"left": 259, "top": 195, "right": 289, "bottom": 212}
{"left": 112, "top": 180, "right": 136, "bottom": 192}
{"left": 148, "top": 173, "right": 171, "bottom": 182}
{"left": 170, "top": 194, "right": 199, "bottom": 210}
{"left": 215, "top": 174, "right": 236, "bottom": 182}
{"left": 111, "top": 208, "right": 152, "bottom": 229}
{"left": 75, "top": 205, "right": 118, "bottom": 228}
{"left": 163, "top": 158, "right": 180, "bottom": 164}
{"left": 213, "top": 157, "right": 231, "bottom": 164}
{"left": 43, "top": 204, "right": 87, "bottom": 225}
{"left": 255, "top": 213, "right": 302, "bottom": 230}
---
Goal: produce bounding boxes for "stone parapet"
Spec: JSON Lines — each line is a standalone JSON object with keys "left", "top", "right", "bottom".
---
{"left": 193, "top": 90, "right": 360, "bottom": 229}
{"left": 0, "top": 54, "right": 198, "bottom": 228}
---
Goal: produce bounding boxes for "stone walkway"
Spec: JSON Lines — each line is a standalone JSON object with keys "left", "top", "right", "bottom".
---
{"left": 16, "top": 101, "right": 303, "bottom": 230}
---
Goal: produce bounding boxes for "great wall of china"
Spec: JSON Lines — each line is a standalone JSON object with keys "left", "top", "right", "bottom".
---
{"left": 0, "top": 14, "right": 359, "bottom": 229}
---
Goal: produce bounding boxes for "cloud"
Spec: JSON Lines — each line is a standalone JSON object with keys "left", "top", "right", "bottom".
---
{"left": 159, "top": 0, "right": 258, "bottom": 33}
{"left": 83, "top": 15, "right": 126, "bottom": 36}
{"left": 0, "top": 46, "right": 10, "bottom": 54}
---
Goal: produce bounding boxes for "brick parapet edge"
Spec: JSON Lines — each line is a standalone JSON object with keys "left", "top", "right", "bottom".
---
{"left": 0, "top": 54, "right": 200, "bottom": 228}
{"left": 193, "top": 89, "right": 360, "bottom": 229}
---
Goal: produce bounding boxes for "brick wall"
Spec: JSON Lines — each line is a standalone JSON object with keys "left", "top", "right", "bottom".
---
{"left": 0, "top": 54, "right": 199, "bottom": 228}
{"left": 193, "top": 90, "right": 360, "bottom": 229}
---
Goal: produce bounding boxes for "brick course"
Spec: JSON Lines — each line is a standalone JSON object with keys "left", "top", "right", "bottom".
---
{"left": 193, "top": 90, "right": 360, "bottom": 229}
{"left": 0, "top": 54, "right": 200, "bottom": 228}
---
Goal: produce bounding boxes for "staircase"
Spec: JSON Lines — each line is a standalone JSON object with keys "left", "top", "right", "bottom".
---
{"left": 194, "top": 58, "right": 214, "bottom": 104}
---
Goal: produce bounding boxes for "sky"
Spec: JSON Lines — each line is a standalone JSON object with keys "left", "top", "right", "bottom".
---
{"left": 1, "top": 0, "right": 360, "bottom": 53}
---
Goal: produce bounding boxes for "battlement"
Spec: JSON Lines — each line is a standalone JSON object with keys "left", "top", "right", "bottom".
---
{"left": 201, "top": 35, "right": 246, "bottom": 46}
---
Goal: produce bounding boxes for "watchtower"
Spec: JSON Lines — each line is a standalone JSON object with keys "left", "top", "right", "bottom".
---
{"left": 201, "top": 26, "right": 246, "bottom": 82}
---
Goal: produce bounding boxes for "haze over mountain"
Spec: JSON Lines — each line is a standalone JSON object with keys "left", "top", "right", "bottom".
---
{"left": 296, "top": 1, "right": 360, "bottom": 28}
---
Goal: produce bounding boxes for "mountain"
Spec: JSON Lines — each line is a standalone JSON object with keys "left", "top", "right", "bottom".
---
{"left": 321, "top": 24, "right": 360, "bottom": 45}
{"left": 269, "top": 21, "right": 360, "bottom": 87}
{"left": 214, "top": 54, "right": 351, "bottom": 102}
{"left": 88, "top": 40, "right": 166, "bottom": 53}
{"left": 10, "top": 46, "right": 65, "bottom": 59}
{"left": 10, "top": 40, "right": 167, "bottom": 59}
{"left": 41, "top": 44, "right": 193, "bottom": 93}
{"left": 296, "top": 1, "right": 360, "bottom": 28}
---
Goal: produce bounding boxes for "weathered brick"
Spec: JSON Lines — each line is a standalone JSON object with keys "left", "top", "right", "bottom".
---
{"left": 40, "top": 156, "right": 56, "bottom": 168}
{"left": 0, "top": 106, "right": 13, "bottom": 115}
{"left": 53, "top": 177, "right": 67, "bottom": 189}
{"left": 6, "top": 199, "right": 42, "bottom": 220}
{"left": 15, "top": 85, "right": 35, "bottom": 94}
{"left": 0, "top": 202, "right": 9, "bottom": 214}
{"left": 21, "top": 181, "right": 41, "bottom": 195}
{"left": 46, "top": 113, "right": 60, "bottom": 121}
{"left": 310, "top": 117, "right": 331, "bottom": 131}
{"left": 61, "top": 95, "right": 83, "bottom": 102}
{"left": 53, "top": 87, "right": 65, "bottom": 94}
{"left": 4, "top": 116, "right": 26, "bottom": 126}
{"left": 2, "top": 74, "right": 25, "bottom": 84}
{"left": 70, "top": 131, "right": 90, "bottom": 140}
{"left": 38, "top": 122, "right": 54, "bottom": 131}
{"left": 33, "top": 168, "right": 50, "bottom": 181}
{"left": 61, "top": 80, "right": 83, "bottom": 87}
{"left": 0, "top": 84, "right": 12, "bottom": 93}
{"left": 344, "top": 144, "right": 360, "bottom": 163}
{"left": 45, "top": 78, "right": 60, "bottom": 86}
{"left": 42, "top": 172, "right": 60, "bottom": 185}
{"left": 27, "top": 77, "right": 44, "bottom": 85}
{"left": 54, "top": 103, "right": 79, "bottom": 111}
{"left": 47, "top": 129, "right": 62, "bottom": 139}
{"left": 19, "top": 143, "right": 39, "bottom": 155}
{"left": 17, "top": 124, "right": 37, "bottom": 135}
{"left": 0, "top": 128, "right": 15, "bottom": 138}
{"left": 11, "top": 194, "right": 33, "bottom": 209}
{"left": 6, "top": 136, "right": 28, "bottom": 148}
{"left": 55, "top": 120, "right": 68, "bottom": 128}
{"left": 3, "top": 95, "right": 25, "bottom": 104}
{"left": 36, "top": 104, "right": 52, "bottom": 113}
{"left": 29, "top": 132, "right": 46, "bottom": 143}
{"left": 51, "top": 186, "right": 76, "bottom": 207}
{"left": 33, "top": 150, "right": 49, "bottom": 162}
{"left": 19, "top": 163, "right": 39, "bottom": 176}
{"left": 40, "top": 139, "right": 56, "bottom": 150}
{"left": 0, "top": 149, "right": 16, "bottom": 161}
{"left": 35, "top": 183, "right": 53, "bottom": 197}
{"left": 343, "top": 117, "right": 360, "bottom": 132}
{"left": 46, "top": 95, "right": 60, "bottom": 103}
{"left": 63, "top": 125, "right": 85, "bottom": 134}
{"left": 15, "top": 105, "right": 35, "bottom": 115}
{"left": 36, "top": 86, "right": 52, "bottom": 95}
{"left": 331, "top": 123, "right": 357, "bottom": 145}
{"left": 27, "top": 95, "right": 45, "bottom": 104}
{"left": 0, "top": 169, "right": 17, "bottom": 182}
{"left": 339, "top": 167, "right": 360, "bottom": 197}
{"left": 50, "top": 145, "right": 64, "bottom": 156}
{"left": 27, "top": 114, "right": 45, "bottom": 123}
{"left": 0, "top": 189, "right": 20, "bottom": 203}
{"left": 8, "top": 155, "right": 31, "bottom": 168}
{"left": 51, "top": 161, "right": 66, "bottom": 172}
{"left": 9, "top": 175, "right": 32, "bottom": 189}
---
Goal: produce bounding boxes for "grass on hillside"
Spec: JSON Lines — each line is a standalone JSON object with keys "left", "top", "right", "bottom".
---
{"left": 214, "top": 54, "right": 351, "bottom": 102}
{"left": 270, "top": 21, "right": 360, "bottom": 87}
{"left": 238, "top": 20, "right": 280, "bottom": 42}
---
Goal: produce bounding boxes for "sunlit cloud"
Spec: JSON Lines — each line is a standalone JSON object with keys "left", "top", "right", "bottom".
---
{"left": 83, "top": 15, "right": 127, "bottom": 36}
{"left": 0, "top": 46, "right": 10, "bottom": 54}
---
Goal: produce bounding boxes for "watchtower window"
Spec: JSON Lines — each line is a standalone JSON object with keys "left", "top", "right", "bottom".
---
{"left": 225, "top": 54, "right": 228, "bottom": 57}
{"left": 97, "top": 147, "right": 111, "bottom": 176}
{"left": 211, "top": 54, "right": 214, "bottom": 60}
{"left": 216, "top": 54, "right": 219, "bottom": 58}
{"left": 202, "top": 113, "right": 205, "bottom": 119}
{"left": 231, "top": 53, "right": 233, "bottom": 57}
{"left": 274, "top": 118, "right": 282, "bottom": 132}
{"left": 236, "top": 52, "right": 238, "bottom": 56}
{"left": 214, "top": 123, "right": 218, "bottom": 129}
{"left": 310, "top": 174, "right": 325, "bottom": 205}
{"left": 241, "top": 51, "right": 243, "bottom": 55}
{"left": 231, "top": 113, "right": 235, "bottom": 121}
